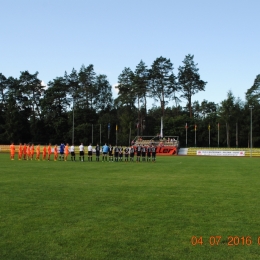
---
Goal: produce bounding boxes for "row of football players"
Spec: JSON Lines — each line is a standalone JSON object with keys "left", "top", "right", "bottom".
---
{"left": 78, "top": 144, "right": 157, "bottom": 162}
{"left": 9, "top": 143, "right": 157, "bottom": 162}
{"left": 9, "top": 143, "right": 70, "bottom": 161}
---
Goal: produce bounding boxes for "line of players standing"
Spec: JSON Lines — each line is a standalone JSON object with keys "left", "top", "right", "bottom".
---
{"left": 9, "top": 143, "right": 71, "bottom": 161}
{"left": 9, "top": 142, "right": 157, "bottom": 162}
{"left": 78, "top": 143, "right": 157, "bottom": 162}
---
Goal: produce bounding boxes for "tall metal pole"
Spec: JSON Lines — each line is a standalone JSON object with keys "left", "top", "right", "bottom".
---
{"left": 208, "top": 124, "right": 210, "bottom": 147}
{"left": 217, "top": 123, "right": 219, "bottom": 147}
{"left": 108, "top": 123, "right": 110, "bottom": 143}
{"left": 185, "top": 123, "right": 187, "bottom": 147}
{"left": 141, "top": 116, "right": 143, "bottom": 136}
{"left": 236, "top": 122, "right": 238, "bottom": 148}
{"left": 129, "top": 122, "right": 131, "bottom": 146}
{"left": 72, "top": 102, "right": 74, "bottom": 145}
{"left": 194, "top": 125, "right": 196, "bottom": 147}
{"left": 160, "top": 117, "right": 163, "bottom": 138}
{"left": 92, "top": 124, "right": 93, "bottom": 144}
{"left": 100, "top": 124, "right": 101, "bottom": 145}
{"left": 116, "top": 125, "right": 118, "bottom": 146}
{"left": 249, "top": 106, "right": 253, "bottom": 157}
{"left": 226, "top": 122, "right": 229, "bottom": 147}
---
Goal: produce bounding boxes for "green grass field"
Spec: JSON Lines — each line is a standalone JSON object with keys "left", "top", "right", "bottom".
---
{"left": 1, "top": 154, "right": 260, "bottom": 259}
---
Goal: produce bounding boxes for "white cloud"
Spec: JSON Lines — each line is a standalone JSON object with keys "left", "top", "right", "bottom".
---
{"left": 41, "top": 81, "right": 47, "bottom": 87}
{"left": 112, "top": 83, "right": 119, "bottom": 98}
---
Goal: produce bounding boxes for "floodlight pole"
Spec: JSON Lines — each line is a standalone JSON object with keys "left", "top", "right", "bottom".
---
{"left": 249, "top": 106, "right": 253, "bottom": 157}
{"left": 217, "top": 123, "right": 219, "bottom": 147}
{"left": 72, "top": 101, "right": 74, "bottom": 145}
{"left": 108, "top": 123, "right": 110, "bottom": 143}
{"left": 129, "top": 122, "right": 131, "bottom": 146}
{"left": 116, "top": 126, "right": 118, "bottom": 146}
{"left": 209, "top": 126, "right": 210, "bottom": 147}
{"left": 100, "top": 124, "right": 101, "bottom": 145}
{"left": 185, "top": 123, "right": 187, "bottom": 147}
{"left": 236, "top": 122, "right": 238, "bottom": 148}
{"left": 92, "top": 124, "right": 93, "bottom": 144}
{"left": 194, "top": 125, "right": 196, "bottom": 147}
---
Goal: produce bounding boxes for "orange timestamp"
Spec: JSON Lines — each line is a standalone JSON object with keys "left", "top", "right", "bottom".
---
{"left": 191, "top": 236, "right": 260, "bottom": 246}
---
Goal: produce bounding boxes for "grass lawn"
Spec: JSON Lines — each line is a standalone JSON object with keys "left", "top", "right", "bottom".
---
{"left": 1, "top": 154, "right": 260, "bottom": 259}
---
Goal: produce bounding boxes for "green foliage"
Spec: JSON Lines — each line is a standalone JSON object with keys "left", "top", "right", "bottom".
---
{"left": 95, "top": 74, "right": 113, "bottom": 111}
{"left": 133, "top": 60, "right": 149, "bottom": 113}
{"left": 246, "top": 74, "right": 260, "bottom": 103}
{"left": 117, "top": 106, "right": 136, "bottom": 145}
{"left": 115, "top": 67, "right": 135, "bottom": 108}
{"left": 0, "top": 59, "right": 259, "bottom": 147}
{"left": 149, "top": 56, "right": 177, "bottom": 116}
{"left": 78, "top": 64, "right": 96, "bottom": 109}
{"left": 178, "top": 54, "right": 207, "bottom": 118}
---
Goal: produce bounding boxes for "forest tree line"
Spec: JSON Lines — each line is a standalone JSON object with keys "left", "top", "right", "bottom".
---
{"left": 0, "top": 54, "right": 260, "bottom": 147}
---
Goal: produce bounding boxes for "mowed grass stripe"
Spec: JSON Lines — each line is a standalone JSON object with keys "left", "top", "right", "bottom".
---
{"left": 0, "top": 154, "right": 260, "bottom": 259}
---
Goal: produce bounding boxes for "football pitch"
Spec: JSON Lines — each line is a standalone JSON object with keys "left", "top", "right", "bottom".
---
{"left": 1, "top": 154, "right": 260, "bottom": 259}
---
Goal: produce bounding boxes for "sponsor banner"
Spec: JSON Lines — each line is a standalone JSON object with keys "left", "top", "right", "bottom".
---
{"left": 196, "top": 150, "right": 245, "bottom": 156}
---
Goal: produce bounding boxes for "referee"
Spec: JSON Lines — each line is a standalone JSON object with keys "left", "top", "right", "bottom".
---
{"left": 95, "top": 144, "right": 100, "bottom": 161}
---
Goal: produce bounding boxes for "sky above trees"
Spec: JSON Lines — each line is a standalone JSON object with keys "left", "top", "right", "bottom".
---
{"left": 1, "top": 0, "right": 259, "bottom": 107}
